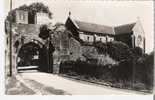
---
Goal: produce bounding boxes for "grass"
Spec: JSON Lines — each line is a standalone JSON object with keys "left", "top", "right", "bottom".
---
{"left": 60, "top": 72, "right": 152, "bottom": 94}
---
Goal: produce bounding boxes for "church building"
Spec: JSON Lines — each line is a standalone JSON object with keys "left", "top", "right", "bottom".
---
{"left": 65, "top": 13, "right": 145, "bottom": 52}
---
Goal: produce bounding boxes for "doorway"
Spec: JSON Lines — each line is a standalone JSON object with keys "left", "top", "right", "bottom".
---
{"left": 17, "top": 41, "right": 55, "bottom": 73}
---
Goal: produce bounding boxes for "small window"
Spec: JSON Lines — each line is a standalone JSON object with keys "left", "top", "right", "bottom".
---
{"left": 23, "top": 14, "right": 25, "bottom": 20}
{"left": 19, "top": 13, "right": 24, "bottom": 20}
{"left": 87, "top": 36, "right": 89, "bottom": 41}
{"left": 109, "top": 38, "right": 113, "bottom": 42}
{"left": 19, "top": 13, "right": 22, "bottom": 20}
{"left": 100, "top": 38, "right": 102, "bottom": 41}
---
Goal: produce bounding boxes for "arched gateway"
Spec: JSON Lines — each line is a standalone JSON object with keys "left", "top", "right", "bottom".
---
{"left": 17, "top": 39, "right": 55, "bottom": 73}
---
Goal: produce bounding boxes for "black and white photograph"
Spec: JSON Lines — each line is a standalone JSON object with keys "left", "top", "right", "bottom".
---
{"left": 4, "top": 0, "right": 154, "bottom": 95}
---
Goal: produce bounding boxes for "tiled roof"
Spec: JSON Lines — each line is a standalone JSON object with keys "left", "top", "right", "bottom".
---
{"left": 114, "top": 23, "right": 136, "bottom": 35}
{"left": 74, "top": 20, "right": 115, "bottom": 35}
{"left": 67, "top": 17, "right": 136, "bottom": 35}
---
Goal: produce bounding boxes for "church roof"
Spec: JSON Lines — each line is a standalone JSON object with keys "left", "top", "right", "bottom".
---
{"left": 66, "top": 17, "right": 136, "bottom": 36}
{"left": 114, "top": 23, "right": 136, "bottom": 35}
{"left": 73, "top": 19, "right": 115, "bottom": 35}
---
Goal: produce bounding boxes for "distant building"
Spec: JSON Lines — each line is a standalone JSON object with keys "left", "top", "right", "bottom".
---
{"left": 16, "top": 10, "right": 28, "bottom": 24}
{"left": 35, "top": 12, "right": 51, "bottom": 25}
{"left": 15, "top": 10, "right": 51, "bottom": 25}
{"left": 65, "top": 14, "right": 145, "bottom": 52}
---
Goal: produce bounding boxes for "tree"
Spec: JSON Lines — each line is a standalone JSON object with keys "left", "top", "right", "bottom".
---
{"left": 39, "top": 24, "right": 51, "bottom": 40}
{"left": 6, "top": 2, "right": 52, "bottom": 23}
{"left": 94, "top": 41, "right": 107, "bottom": 54}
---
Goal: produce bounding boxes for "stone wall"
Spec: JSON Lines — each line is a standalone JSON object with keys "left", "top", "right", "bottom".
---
{"left": 35, "top": 12, "right": 51, "bottom": 25}
{"left": 68, "top": 37, "right": 98, "bottom": 61}
{"left": 5, "top": 22, "right": 45, "bottom": 75}
{"left": 5, "top": 21, "right": 117, "bottom": 75}
{"left": 69, "top": 37, "right": 82, "bottom": 61}
{"left": 11, "top": 23, "right": 43, "bottom": 45}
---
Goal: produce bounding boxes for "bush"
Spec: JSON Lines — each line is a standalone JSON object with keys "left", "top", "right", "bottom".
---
{"left": 94, "top": 41, "right": 107, "bottom": 54}
{"left": 94, "top": 41, "right": 133, "bottom": 62}
{"left": 74, "top": 60, "right": 97, "bottom": 76}
{"left": 130, "top": 47, "right": 143, "bottom": 57}
{"left": 59, "top": 61, "right": 75, "bottom": 73}
{"left": 97, "top": 54, "right": 118, "bottom": 66}
{"left": 112, "top": 61, "right": 133, "bottom": 81}
{"left": 144, "top": 52, "right": 154, "bottom": 90}
{"left": 106, "top": 41, "right": 133, "bottom": 61}
{"left": 60, "top": 41, "right": 153, "bottom": 91}
{"left": 61, "top": 41, "right": 135, "bottom": 81}
{"left": 132, "top": 51, "right": 154, "bottom": 90}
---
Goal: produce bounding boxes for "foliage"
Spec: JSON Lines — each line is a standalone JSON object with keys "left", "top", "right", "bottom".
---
{"left": 107, "top": 41, "right": 133, "bottom": 61}
{"left": 28, "top": 2, "right": 52, "bottom": 18}
{"left": 133, "top": 51, "right": 154, "bottom": 90}
{"left": 6, "top": 2, "right": 52, "bottom": 22}
{"left": 81, "top": 47, "right": 98, "bottom": 63}
{"left": 94, "top": 41, "right": 107, "bottom": 54}
{"left": 145, "top": 51, "right": 154, "bottom": 89}
{"left": 60, "top": 61, "right": 75, "bottom": 73}
{"left": 74, "top": 60, "right": 96, "bottom": 76}
{"left": 97, "top": 54, "right": 118, "bottom": 66}
{"left": 60, "top": 41, "right": 153, "bottom": 91}
{"left": 94, "top": 41, "right": 133, "bottom": 62}
{"left": 130, "top": 47, "right": 143, "bottom": 57}
{"left": 39, "top": 24, "right": 51, "bottom": 40}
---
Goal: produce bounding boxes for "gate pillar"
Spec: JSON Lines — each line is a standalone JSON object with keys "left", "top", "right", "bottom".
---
{"left": 53, "top": 49, "right": 60, "bottom": 74}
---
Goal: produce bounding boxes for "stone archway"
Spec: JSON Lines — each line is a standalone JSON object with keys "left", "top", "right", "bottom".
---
{"left": 17, "top": 42, "right": 41, "bottom": 71}
{"left": 16, "top": 39, "right": 55, "bottom": 73}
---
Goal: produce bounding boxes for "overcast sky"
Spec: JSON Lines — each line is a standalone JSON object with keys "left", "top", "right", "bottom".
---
{"left": 5, "top": 0, "right": 154, "bottom": 53}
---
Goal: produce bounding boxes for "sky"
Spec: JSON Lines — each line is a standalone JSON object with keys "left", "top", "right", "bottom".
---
{"left": 4, "top": 0, "right": 154, "bottom": 53}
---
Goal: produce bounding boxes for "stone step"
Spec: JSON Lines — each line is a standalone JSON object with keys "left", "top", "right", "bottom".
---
{"left": 17, "top": 66, "right": 39, "bottom": 70}
{"left": 17, "top": 66, "right": 39, "bottom": 73}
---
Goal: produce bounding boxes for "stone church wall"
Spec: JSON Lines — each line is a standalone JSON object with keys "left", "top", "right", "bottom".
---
{"left": 132, "top": 20, "right": 145, "bottom": 51}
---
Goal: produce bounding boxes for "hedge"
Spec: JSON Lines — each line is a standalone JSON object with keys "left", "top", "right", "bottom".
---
{"left": 59, "top": 41, "right": 153, "bottom": 91}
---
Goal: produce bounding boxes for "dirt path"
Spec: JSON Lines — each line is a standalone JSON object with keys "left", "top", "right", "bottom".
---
{"left": 18, "top": 72, "right": 147, "bottom": 95}
{"left": 5, "top": 76, "right": 35, "bottom": 95}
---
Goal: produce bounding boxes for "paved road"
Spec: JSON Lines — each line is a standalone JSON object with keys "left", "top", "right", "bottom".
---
{"left": 19, "top": 72, "right": 146, "bottom": 95}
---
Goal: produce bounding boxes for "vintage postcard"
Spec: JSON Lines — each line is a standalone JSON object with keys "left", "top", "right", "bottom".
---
{"left": 4, "top": 0, "right": 154, "bottom": 95}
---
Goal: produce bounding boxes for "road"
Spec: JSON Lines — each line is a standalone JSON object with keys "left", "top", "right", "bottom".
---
{"left": 18, "top": 72, "right": 146, "bottom": 95}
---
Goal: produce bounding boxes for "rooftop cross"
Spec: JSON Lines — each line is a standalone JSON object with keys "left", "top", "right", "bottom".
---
{"left": 69, "top": 11, "right": 71, "bottom": 17}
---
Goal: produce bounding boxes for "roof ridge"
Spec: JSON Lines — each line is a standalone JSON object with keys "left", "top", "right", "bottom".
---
{"left": 74, "top": 19, "right": 112, "bottom": 28}
{"left": 69, "top": 18, "right": 115, "bottom": 35}
{"left": 114, "top": 22, "right": 136, "bottom": 28}
{"left": 69, "top": 17, "right": 79, "bottom": 29}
